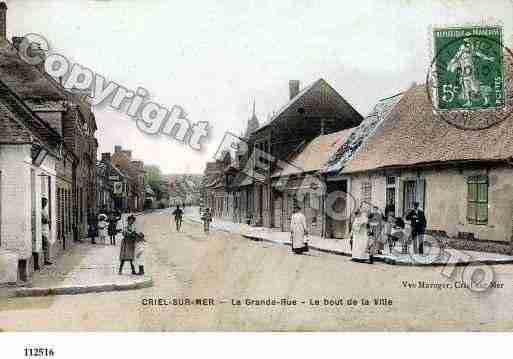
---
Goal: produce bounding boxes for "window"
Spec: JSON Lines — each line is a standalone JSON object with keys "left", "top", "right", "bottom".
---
{"left": 361, "top": 181, "right": 372, "bottom": 205}
{"left": 404, "top": 180, "right": 417, "bottom": 213}
{"left": 468, "top": 175, "right": 488, "bottom": 225}
{"left": 385, "top": 176, "right": 396, "bottom": 216}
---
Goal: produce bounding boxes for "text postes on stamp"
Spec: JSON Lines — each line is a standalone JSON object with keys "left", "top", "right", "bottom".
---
{"left": 427, "top": 25, "right": 513, "bottom": 130}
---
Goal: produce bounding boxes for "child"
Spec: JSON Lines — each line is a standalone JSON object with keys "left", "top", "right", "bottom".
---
{"left": 201, "top": 208, "right": 212, "bottom": 234}
{"left": 108, "top": 211, "right": 120, "bottom": 246}
{"left": 134, "top": 232, "right": 146, "bottom": 275}
{"left": 119, "top": 215, "right": 137, "bottom": 275}
{"left": 98, "top": 214, "right": 108, "bottom": 244}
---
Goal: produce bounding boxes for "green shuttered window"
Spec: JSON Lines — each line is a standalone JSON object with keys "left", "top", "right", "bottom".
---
{"left": 467, "top": 176, "right": 488, "bottom": 225}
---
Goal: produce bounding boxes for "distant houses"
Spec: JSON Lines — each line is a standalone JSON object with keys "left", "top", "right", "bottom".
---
{"left": 167, "top": 174, "right": 202, "bottom": 207}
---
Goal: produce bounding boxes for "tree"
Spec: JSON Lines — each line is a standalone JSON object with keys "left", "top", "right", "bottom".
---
{"left": 144, "top": 165, "right": 164, "bottom": 200}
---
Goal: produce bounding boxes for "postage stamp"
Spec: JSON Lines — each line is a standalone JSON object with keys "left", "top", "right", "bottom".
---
{"left": 427, "top": 25, "right": 513, "bottom": 130}
{"left": 434, "top": 26, "right": 504, "bottom": 110}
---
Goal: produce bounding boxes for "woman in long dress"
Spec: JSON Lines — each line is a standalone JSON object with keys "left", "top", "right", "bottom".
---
{"left": 119, "top": 215, "right": 137, "bottom": 275}
{"left": 290, "top": 205, "right": 308, "bottom": 254}
{"left": 350, "top": 209, "right": 372, "bottom": 263}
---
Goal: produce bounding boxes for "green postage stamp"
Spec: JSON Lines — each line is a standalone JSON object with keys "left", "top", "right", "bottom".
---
{"left": 433, "top": 26, "right": 505, "bottom": 111}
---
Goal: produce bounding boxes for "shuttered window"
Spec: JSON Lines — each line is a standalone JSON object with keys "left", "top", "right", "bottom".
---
{"left": 468, "top": 176, "right": 488, "bottom": 225}
{"left": 361, "top": 181, "right": 372, "bottom": 205}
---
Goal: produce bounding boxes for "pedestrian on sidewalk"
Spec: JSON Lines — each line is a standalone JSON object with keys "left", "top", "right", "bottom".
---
{"left": 108, "top": 210, "right": 120, "bottom": 246}
{"left": 98, "top": 214, "right": 108, "bottom": 244}
{"left": 406, "top": 202, "right": 427, "bottom": 255}
{"left": 134, "top": 231, "right": 146, "bottom": 276}
{"left": 369, "top": 206, "right": 384, "bottom": 254}
{"left": 350, "top": 207, "right": 373, "bottom": 264}
{"left": 290, "top": 204, "right": 309, "bottom": 255}
{"left": 173, "top": 205, "right": 184, "bottom": 232}
{"left": 41, "top": 197, "right": 52, "bottom": 265}
{"left": 87, "top": 210, "right": 98, "bottom": 244}
{"left": 119, "top": 215, "right": 137, "bottom": 275}
{"left": 201, "top": 208, "right": 212, "bottom": 234}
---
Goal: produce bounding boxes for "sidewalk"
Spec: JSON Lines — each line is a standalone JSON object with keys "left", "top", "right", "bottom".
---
{"left": 5, "top": 237, "right": 152, "bottom": 298}
{"left": 187, "top": 214, "right": 513, "bottom": 266}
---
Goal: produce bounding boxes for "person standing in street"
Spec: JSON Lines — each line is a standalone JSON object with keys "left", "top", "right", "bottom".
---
{"left": 172, "top": 205, "right": 184, "bottom": 232}
{"left": 290, "top": 204, "right": 308, "bottom": 255}
{"left": 98, "top": 214, "right": 108, "bottom": 244}
{"left": 108, "top": 210, "right": 120, "bottom": 246}
{"left": 87, "top": 210, "right": 98, "bottom": 244}
{"left": 201, "top": 208, "right": 212, "bottom": 234}
{"left": 406, "top": 202, "right": 427, "bottom": 254}
{"left": 41, "top": 197, "right": 52, "bottom": 265}
{"left": 119, "top": 215, "right": 137, "bottom": 275}
{"left": 350, "top": 207, "right": 373, "bottom": 264}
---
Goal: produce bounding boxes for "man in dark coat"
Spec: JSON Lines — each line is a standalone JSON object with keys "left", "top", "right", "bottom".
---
{"left": 406, "top": 202, "right": 427, "bottom": 254}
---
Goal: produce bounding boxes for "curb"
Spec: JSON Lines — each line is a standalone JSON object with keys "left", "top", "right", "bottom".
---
{"left": 14, "top": 277, "right": 153, "bottom": 298}
{"left": 187, "top": 217, "right": 513, "bottom": 267}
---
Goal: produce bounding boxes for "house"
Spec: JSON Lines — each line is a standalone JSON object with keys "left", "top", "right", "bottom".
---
{"left": 245, "top": 78, "right": 363, "bottom": 228}
{"left": 339, "top": 73, "right": 513, "bottom": 252}
{"left": 111, "top": 146, "right": 145, "bottom": 212}
{"left": 0, "top": 78, "right": 62, "bottom": 283}
{"left": 320, "top": 92, "right": 405, "bottom": 238}
{"left": 0, "top": 2, "right": 98, "bottom": 282}
{"left": 271, "top": 128, "right": 355, "bottom": 236}
{"left": 0, "top": 31, "right": 98, "bottom": 245}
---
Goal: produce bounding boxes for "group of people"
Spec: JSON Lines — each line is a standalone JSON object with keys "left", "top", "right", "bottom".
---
{"left": 287, "top": 201, "right": 427, "bottom": 263}
{"left": 350, "top": 202, "right": 427, "bottom": 264}
{"left": 86, "top": 209, "right": 146, "bottom": 276}
{"left": 87, "top": 209, "right": 122, "bottom": 245}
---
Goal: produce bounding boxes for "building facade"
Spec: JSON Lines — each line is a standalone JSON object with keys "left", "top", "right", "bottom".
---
{"left": 111, "top": 146, "right": 145, "bottom": 213}
{"left": 0, "top": 3, "right": 99, "bottom": 282}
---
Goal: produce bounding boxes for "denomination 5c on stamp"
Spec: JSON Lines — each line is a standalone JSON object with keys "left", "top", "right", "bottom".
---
{"left": 427, "top": 25, "right": 513, "bottom": 130}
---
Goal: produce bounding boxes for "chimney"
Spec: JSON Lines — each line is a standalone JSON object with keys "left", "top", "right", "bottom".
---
{"left": 289, "top": 80, "right": 300, "bottom": 100}
{"left": 0, "top": 2, "right": 6, "bottom": 41}
{"left": 101, "top": 152, "right": 111, "bottom": 163}
{"left": 114, "top": 145, "right": 122, "bottom": 153}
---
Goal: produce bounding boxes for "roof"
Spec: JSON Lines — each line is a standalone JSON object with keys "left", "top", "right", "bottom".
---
{"left": 0, "top": 40, "right": 97, "bottom": 130}
{"left": 322, "top": 92, "right": 404, "bottom": 175}
{"left": 0, "top": 108, "right": 32, "bottom": 144}
{"left": 0, "top": 41, "right": 64, "bottom": 101}
{"left": 256, "top": 78, "right": 362, "bottom": 132}
{"left": 342, "top": 70, "right": 513, "bottom": 174}
{"left": 0, "top": 78, "right": 62, "bottom": 152}
{"left": 272, "top": 128, "right": 355, "bottom": 177}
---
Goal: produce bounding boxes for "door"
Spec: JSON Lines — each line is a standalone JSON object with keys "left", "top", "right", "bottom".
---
{"left": 273, "top": 195, "right": 282, "bottom": 229}
{"left": 326, "top": 180, "right": 348, "bottom": 239}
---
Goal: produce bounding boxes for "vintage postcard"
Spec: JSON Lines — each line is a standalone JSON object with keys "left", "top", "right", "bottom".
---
{"left": 1, "top": 0, "right": 513, "bottom": 344}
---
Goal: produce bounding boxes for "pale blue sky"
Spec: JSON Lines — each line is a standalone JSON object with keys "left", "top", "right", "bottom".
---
{"left": 6, "top": 0, "right": 513, "bottom": 173}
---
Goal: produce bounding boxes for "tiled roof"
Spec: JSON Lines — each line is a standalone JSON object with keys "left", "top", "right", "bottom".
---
{"left": 272, "top": 128, "right": 354, "bottom": 177}
{"left": 0, "top": 41, "right": 64, "bottom": 101}
{"left": 342, "top": 59, "right": 513, "bottom": 174}
{"left": 322, "top": 93, "right": 404, "bottom": 175}
{"left": 0, "top": 78, "right": 62, "bottom": 151}
{"left": 0, "top": 106, "right": 32, "bottom": 144}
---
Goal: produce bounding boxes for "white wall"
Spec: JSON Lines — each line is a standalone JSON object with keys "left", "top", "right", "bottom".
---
{"left": 0, "top": 144, "right": 57, "bottom": 261}
{"left": 0, "top": 144, "right": 32, "bottom": 259}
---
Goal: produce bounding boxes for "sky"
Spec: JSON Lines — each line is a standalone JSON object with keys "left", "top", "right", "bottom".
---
{"left": 5, "top": 0, "right": 513, "bottom": 174}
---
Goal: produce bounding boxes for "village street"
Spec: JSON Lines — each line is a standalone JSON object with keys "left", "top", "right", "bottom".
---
{"left": 2, "top": 209, "right": 513, "bottom": 331}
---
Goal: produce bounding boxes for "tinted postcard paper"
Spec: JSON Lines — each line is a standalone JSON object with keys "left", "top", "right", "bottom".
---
{"left": 0, "top": 0, "right": 513, "bottom": 333}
